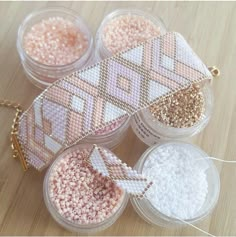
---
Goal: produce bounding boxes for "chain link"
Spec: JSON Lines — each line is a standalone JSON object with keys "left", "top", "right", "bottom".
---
{"left": 0, "top": 99, "right": 28, "bottom": 170}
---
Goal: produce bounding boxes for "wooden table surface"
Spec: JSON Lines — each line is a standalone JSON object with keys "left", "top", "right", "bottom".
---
{"left": 0, "top": 1, "right": 236, "bottom": 236}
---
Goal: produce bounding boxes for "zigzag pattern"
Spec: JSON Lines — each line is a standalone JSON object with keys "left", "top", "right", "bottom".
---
{"left": 18, "top": 32, "right": 212, "bottom": 170}
{"left": 86, "top": 145, "right": 153, "bottom": 198}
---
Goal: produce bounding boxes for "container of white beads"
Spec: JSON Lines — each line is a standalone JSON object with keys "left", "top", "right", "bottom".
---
{"left": 95, "top": 8, "right": 167, "bottom": 60}
{"left": 131, "top": 83, "right": 214, "bottom": 146}
{"left": 17, "top": 7, "right": 94, "bottom": 89}
{"left": 43, "top": 144, "right": 129, "bottom": 233}
{"left": 130, "top": 141, "right": 220, "bottom": 227}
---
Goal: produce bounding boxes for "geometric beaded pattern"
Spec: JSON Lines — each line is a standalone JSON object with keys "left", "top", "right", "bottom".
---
{"left": 18, "top": 32, "right": 212, "bottom": 170}
{"left": 86, "top": 145, "right": 153, "bottom": 198}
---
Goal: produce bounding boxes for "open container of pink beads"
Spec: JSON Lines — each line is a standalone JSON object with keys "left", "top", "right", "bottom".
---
{"left": 43, "top": 144, "right": 129, "bottom": 233}
{"left": 95, "top": 8, "right": 167, "bottom": 60}
{"left": 17, "top": 7, "right": 94, "bottom": 89}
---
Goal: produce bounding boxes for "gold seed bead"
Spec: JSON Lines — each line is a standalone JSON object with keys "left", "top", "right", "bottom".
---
{"left": 149, "top": 83, "right": 205, "bottom": 128}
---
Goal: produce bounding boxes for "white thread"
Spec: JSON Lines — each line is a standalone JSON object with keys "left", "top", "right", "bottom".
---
{"left": 179, "top": 218, "right": 215, "bottom": 237}
{"left": 156, "top": 156, "right": 236, "bottom": 169}
{"left": 198, "top": 156, "right": 236, "bottom": 164}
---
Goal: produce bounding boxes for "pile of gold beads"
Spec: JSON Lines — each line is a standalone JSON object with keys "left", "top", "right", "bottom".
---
{"left": 149, "top": 84, "right": 205, "bottom": 128}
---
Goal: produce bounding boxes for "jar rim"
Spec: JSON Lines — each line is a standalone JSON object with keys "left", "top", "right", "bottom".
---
{"left": 17, "top": 6, "right": 94, "bottom": 71}
{"left": 43, "top": 143, "right": 129, "bottom": 233}
{"left": 86, "top": 115, "right": 130, "bottom": 139}
{"left": 95, "top": 8, "right": 167, "bottom": 58}
{"left": 132, "top": 141, "right": 220, "bottom": 225}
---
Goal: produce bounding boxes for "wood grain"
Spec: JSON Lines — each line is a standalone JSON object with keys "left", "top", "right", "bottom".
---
{"left": 0, "top": 1, "right": 235, "bottom": 236}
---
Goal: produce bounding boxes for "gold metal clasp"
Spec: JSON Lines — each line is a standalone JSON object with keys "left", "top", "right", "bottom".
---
{"left": 11, "top": 133, "right": 28, "bottom": 171}
{"left": 208, "top": 66, "right": 220, "bottom": 78}
{"left": 0, "top": 99, "right": 28, "bottom": 171}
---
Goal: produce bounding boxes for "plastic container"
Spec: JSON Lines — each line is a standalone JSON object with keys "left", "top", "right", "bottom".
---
{"left": 43, "top": 144, "right": 129, "bottom": 233}
{"left": 82, "top": 116, "right": 130, "bottom": 149}
{"left": 95, "top": 8, "right": 167, "bottom": 60}
{"left": 131, "top": 84, "right": 214, "bottom": 146}
{"left": 130, "top": 141, "right": 220, "bottom": 228}
{"left": 17, "top": 7, "right": 94, "bottom": 89}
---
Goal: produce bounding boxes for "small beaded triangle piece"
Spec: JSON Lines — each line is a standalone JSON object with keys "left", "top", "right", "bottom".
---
{"left": 85, "top": 145, "right": 153, "bottom": 198}
{"left": 17, "top": 32, "right": 212, "bottom": 170}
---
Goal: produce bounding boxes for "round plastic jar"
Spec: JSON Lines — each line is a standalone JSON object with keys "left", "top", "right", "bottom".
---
{"left": 43, "top": 144, "right": 129, "bottom": 233}
{"left": 131, "top": 83, "right": 214, "bottom": 146}
{"left": 82, "top": 116, "right": 130, "bottom": 149}
{"left": 130, "top": 141, "right": 220, "bottom": 228}
{"left": 17, "top": 7, "right": 94, "bottom": 89}
{"left": 95, "top": 8, "right": 167, "bottom": 60}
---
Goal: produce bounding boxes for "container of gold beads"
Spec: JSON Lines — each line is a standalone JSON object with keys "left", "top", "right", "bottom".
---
{"left": 131, "top": 83, "right": 214, "bottom": 146}
{"left": 43, "top": 144, "right": 129, "bottom": 233}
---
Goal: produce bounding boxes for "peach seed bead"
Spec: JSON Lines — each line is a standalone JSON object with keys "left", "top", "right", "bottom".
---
{"left": 48, "top": 148, "right": 124, "bottom": 225}
{"left": 24, "top": 17, "right": 88, "bottom": 66}
{"left": 102, "top": 14, "right": 161, "bottom": 54}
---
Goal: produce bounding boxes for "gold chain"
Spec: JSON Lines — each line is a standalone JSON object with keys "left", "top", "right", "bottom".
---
{"left": 0, "top": 99, "right": 28, "bottom": 171}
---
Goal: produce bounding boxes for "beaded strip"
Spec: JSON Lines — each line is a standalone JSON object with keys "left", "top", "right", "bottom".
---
{"left": 17, "top": 32, "right": 212, "bottom": 170}
{"left": 85, "top": 145, "right": 153, "bottom": 198}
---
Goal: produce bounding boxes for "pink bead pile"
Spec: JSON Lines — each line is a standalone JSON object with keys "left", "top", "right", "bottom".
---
{"left": 48, "top": 148, "right": 124, "bottom": 224}
{"left": 23, "top": 17, "right": 88, "bottom": 66}
{"left": 102, "top": 14, "right": 161, "bottom": 54}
